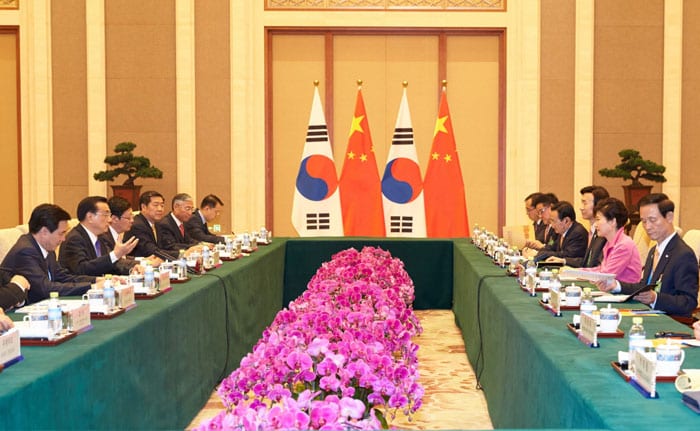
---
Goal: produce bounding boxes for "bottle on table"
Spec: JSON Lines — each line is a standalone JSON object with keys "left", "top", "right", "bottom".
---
{"left": 47, "top": 291, "right": 63, "bottom": 337}
{"left": 628, "top": 317, "right": 646, "bottom": 373}
{"left": 144, "top": 262, "right": 155, "bottom": 291}
{"left": 103, "top": 274, "right": 115, "bottom": 312}
{"left": 580, "top": 287, "right": 597, "bottom": 316}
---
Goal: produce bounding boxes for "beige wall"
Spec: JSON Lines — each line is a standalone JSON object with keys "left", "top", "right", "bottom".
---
{"left": 0, "top": 29, "right": 20, "bottom": 227}
{"left": 4, "top": 0, "right": 700, "bottom": 235}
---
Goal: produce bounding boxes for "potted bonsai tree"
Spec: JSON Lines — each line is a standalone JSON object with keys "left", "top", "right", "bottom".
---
{"left": 598, "top": 148, "right": 666, "bottom": 214}
{"left": 93, "top": 141, "right": 163, "bottom": 208}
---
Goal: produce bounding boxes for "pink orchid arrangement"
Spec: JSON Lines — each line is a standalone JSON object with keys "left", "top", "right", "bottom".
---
{"left": 198, "top": 247, "right": 423, "bottom": 430}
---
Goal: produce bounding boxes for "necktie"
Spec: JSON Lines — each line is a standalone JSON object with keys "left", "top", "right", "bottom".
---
{"left": 151, "top": 224, "right": 158, "bottom": 241}
{"left": 179, "top": 223, "right": 185, "bottom": 238}
{"left": 647, "top": 248, "right": 660, "bottom": 284}
{"left": 95, "top": 239, "right": 102, "bottom": 257}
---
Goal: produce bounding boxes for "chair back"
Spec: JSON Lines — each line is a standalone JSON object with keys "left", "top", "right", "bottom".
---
{"left": 682, "top": 229, "right": 700, "bottom": 263}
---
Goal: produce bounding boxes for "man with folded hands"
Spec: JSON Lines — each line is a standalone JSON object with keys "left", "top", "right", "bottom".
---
{"left": 1, "top": 204, "right": 96, "bottom": 304}
{"left": 595, "top": 193, "right": 698, "bottom": 318}
{"left": 185, "top": 194, "right": 226, "bottom": 244}
{"left": 58, "top": 196, "right": 139, "bottom": 276}
{"left": 158, "top": 193, "right": 202, "bottom": 257}
{"left": 533, "top": 201, "right": 588, "bottom": 263}
{"left": 0, "top": 269, "right": 30, "bottom": 312}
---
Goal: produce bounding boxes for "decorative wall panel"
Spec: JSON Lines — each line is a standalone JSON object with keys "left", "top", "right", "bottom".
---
{"left": 266, "top": 0, "right": 504, "bottom": 10}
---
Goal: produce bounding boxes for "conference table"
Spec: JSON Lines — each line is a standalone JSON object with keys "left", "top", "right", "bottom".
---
{"left": 0, "top": 238, "right": 697, "bottom": 429}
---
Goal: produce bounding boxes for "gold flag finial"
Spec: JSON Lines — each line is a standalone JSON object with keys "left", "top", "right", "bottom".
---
{"left": 357, "top": 79, "right": 363, "bottom": 87}
{"left": 402, "top": 81, "right": 408, "bottom": 88}
{"left": 313, "top": 80, "right": 319, "bottom": 87}
{"left": 442, "top": 79, "right": 448, "bottom": 88}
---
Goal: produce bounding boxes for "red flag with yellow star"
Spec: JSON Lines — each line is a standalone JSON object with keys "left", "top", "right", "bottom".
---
{"left": 423, "top": 88, "right": 469, "bottom": 237}
{"left": 338, "top": 88, "right": 386, "bottom": 236}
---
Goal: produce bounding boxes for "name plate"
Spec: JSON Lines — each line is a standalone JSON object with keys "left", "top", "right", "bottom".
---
{"left": 633, "top": 350, "right": 657, "bottom": 397}
{"left": 580, "top": 312, "right": 598, "bottom": 347}
{"left": 116, "top": 285, "right": 135, "bottom": 309}
{"left": 66, "top": 302, "right": 91, "bottom": 333}
{"left": 212, "top": 249, "right": 220, "bottom": 265}
{"left": 550, "top": 290, "right": 562, "bottom": 315}
{"left": 158, "top": 270, "right": 171, "bottom": 291}
{"left": 0, "top": 328, "right": 21, "bottom": 365}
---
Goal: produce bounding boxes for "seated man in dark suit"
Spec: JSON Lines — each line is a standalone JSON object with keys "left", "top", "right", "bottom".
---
{"left": 524, "top": 192, "right": 545, "bottom": 242}
{"left": 1, "top": 204, "right": 96, "bottom": 304}
{"left": 596, "top": 193, "right": 698, "bottom": 318}
{"left": 534, "top": 201, "right": 588, "bottom": 263}
{"left": 0, "top": 269, "right": 30, "bottom": 312}
{"left": 547, "top": 185, "right": 610, "bottom": 267}
{"left": 185, "top": 194, "right": 226, "bottom": 244}
{"left": 158, "top": 193, "right": 201, "bottom": 257}
{"left": 525, "top": 193, "right": 559, "bottom": 250}
{"left": 58, "top": 196, "right": 139, "bottom": 276}
{"left": 124, "top": 190, "right": 178, "bottom": 261}
{"left": 101, "top": 196, "right": 157, "bottom": 267}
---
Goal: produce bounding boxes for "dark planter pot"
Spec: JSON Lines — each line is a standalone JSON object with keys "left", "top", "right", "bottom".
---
{"left": 111, "top": 185, "right": 142, "bottom": 210}
{"left": 623, "top": 184, "right": 653, "bottom": 214}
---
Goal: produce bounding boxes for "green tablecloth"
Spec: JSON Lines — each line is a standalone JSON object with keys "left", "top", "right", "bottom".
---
{"left": 284, "top": 238, "right": 454, "bottom": 309}
{"left": 453, "top": 241, "right": 700, "bottom": 430}
{"left": 2, "top": 238, "right": 698, "bottom": 430}
{"left": 0, "top": 241, "right": 285, "bottom": 430}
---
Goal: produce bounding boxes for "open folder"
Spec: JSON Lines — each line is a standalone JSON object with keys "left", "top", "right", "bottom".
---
{"left": 594, "top": 283, "right": 656, "bottom": 303}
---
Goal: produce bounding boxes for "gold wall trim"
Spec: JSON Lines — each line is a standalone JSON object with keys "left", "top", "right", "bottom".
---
{"left": 0, "top": 0, "right": 19, "bottom": 10}
{"left": 265, "top": 0, "right": 505, "bottom": 11}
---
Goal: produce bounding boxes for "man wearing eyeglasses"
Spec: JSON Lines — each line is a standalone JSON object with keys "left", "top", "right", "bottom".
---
{"left": 533, "top": 201, "right": 588, "bottom": 263}
{"left": 58, "top": 196, "right": 139, "bottom": 276}
{"left": 100, "top": 196, "right": 159, "bottom": 268}
{"left": 524, "top": 193, "right": 559, "bottom": 250}
{"left": 524, "top": 192, "right": 545, "bottom": 243}
{"left": 157, "top": 193, "right": 201, "bottom": 257}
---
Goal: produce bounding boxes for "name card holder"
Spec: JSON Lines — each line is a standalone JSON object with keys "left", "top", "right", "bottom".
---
{"left": 578, "top": 313, "right": 599, "bottom": 348}
{"left": 0, "top": 328, "right": 22, "bottom": 370}
{"left": 116, "top": 285, "right": 136, "bottom": 311}
{"left": 158, "top": 270, "right": 171, "bottom": 292}
{"left": 630, "top": 350, "right": 658, "bottom": 398}
{"left": 66, "top": 302, "right": 92, "bottom": 333}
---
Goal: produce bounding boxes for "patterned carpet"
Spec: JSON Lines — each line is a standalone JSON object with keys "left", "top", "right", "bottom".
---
{"left": 187, "top": 309, "right": 493, "bottom": 430}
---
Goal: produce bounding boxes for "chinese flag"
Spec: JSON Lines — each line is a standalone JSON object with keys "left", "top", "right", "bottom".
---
{"left": 423, "top": 88, "right": 469, "bottom": 237}
{"left": 338, "top": 88, "right": 386, "bottom": 236}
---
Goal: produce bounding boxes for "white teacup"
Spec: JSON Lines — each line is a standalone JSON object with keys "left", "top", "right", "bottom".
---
{"left": 598, "top": 306, "right": 621, "bottom": 333}
{"left": 23, "top": 311, "right": 49, "bottom": 329}
{"left": 565, "top": 284, "right": 582, "bottom": 307}
{"left": 129, "top": 273, "right": 144, "bottom": 289}
{"left": 656, "top": 342, "right": 685, "bottom": 377}
{"left": 82, "top": 288, "right": 105, "bottom": 311}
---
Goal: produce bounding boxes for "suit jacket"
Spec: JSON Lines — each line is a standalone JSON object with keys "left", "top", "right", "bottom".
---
{"left": 0, "top": 233, "right": 94, "bottom": 304}
{"left": 534, "top": 220, "right": 546, "bottom": 243}
{"left": 534, "top": 221, "right": 588, "bottom": 262}
{"left": 58, "top": 224, "right": 134, "bottom": 276}
{"left": 620, "top": 233, "right": 698, "bottom": 317}
{"left": 157, "top": 213, "right": 198, "bottom": 256}
{"left": 124, "top": 213, "right": 173, "bottom": 259}
{"left": 0, "top": 269, "right": 27, "bottom": 311}
{"left": 566, "top": 233, "right": 606, "bottom": 268}
{"left": 185, "top": 210, "right": 224, "bottom": 244}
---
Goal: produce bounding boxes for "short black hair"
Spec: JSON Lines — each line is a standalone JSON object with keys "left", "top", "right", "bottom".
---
{"left": 76, "top": 196, "right": 108, "bottom": 221}
{"left": 28, "top": 204, "right": 71, "bottom": 234}
{"left": 139, "top": 191, "right": 164, "bottom": 210}
{"left": 533, "top": 193, "right": 558, "bottom": 208}
{"left": 639, "top": 193, "right": 674, "bottom": 216}
{"left": 200, "top": 194, "right": 224, "bottom": 209}
{"left": 552, "top": 201, "right": 576, "bottom": 222}
{"left": 594, "top": 197, "right": 628, "bottom": 228}
{"left": 107, "top": 196, "right": 132, "bottom": 218}
{"left": 525, "top": 192, "right": 542, "bottom": 203}
{"left": 579, "top": 185, "right": 610, "bottom": 206}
